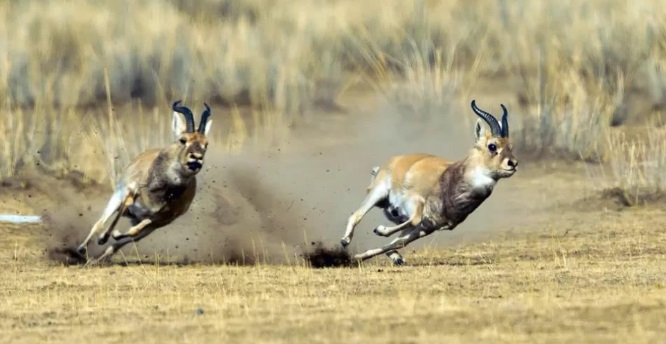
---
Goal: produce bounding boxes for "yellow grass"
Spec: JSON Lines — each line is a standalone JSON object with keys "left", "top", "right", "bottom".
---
{"left": 3, "top": 202, "right": 666, "bottom": 343}
{"left": 587, "top": 121, "right": 666, "bottom": 205}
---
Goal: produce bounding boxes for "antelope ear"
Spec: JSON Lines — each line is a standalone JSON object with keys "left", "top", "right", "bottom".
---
{"left": 172, "top": 112, "right": 187, "bottom": 138}
{"left": 475, "top": 119, "right": 486, "bottom": 141}
{"left": 204, "top": 120, "right": 213, "bottom": 136}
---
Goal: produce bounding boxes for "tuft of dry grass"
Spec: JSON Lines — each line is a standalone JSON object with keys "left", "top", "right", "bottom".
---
{"left": 589, "top": 120, "right": 666, "bottom": 206}
{"left": 514, "top": 60, "right": 620, "bottom": 162}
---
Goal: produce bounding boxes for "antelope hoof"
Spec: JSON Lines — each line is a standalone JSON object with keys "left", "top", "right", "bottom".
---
{"left": 340, "top": 237, "right": 351, "bottom": 248}
{"left": 392, "top": 256, "right": 406, "bottom": 266}
{"left": 97, "top": 234, "right": 109, "bottom": 246}
{"left": 76, "top": 245, "right": 87, "bottom": 255}
{"left": 112, "top": 230, "right": 124, "bottom": 241}
{"left": 373, "top": 225, "right": 387, "bottom": 237}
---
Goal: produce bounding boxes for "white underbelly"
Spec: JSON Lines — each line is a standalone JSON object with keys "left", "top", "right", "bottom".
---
{"left": 388, "top": 191, "right": 417, "bottom": 219}
{"left": 128, "top": 202, "right": 156, "bottom": 220}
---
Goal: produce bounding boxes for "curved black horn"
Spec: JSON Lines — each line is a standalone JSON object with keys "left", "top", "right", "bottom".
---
{"left": 172, "top": 100, "right": 195, "bottom": 132}
{"left": 500, "top": 104, "right": 509, "bottom": 138}
{"left": 198, "top": 102, "right": 211, "bottom": 134}
{"left": 470, "top": 100, "right": 502, "bottom": 137}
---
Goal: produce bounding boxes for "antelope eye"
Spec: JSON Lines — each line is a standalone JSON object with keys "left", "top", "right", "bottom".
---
{"left": 488, "top": 143, "right": 497, "bottom": 152}
{"left": 179, "top": 137, "right": 187, "bottom": 145}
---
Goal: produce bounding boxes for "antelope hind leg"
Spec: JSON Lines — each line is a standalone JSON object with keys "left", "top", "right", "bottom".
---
{"left": 97, "top": 182, "right": 138, "bottom": 245}
{"left": 77, "top": 189, "right": 127, "bottom": 255}
{"left": 341, "top": 183, "right": 389, "bottom": 247}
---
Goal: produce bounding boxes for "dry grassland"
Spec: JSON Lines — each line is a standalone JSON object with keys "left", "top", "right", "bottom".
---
{"left": 2, "top": 0, "right": 666, "bottom": 343}
{"left": 3, "top": 198, "right": 666, "bottom": 343}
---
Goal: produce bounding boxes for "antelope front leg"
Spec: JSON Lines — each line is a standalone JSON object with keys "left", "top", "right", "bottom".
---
{"left": 90, "top": 227, "right": 156, "bottom": 265}
{"left": 385, "top": 250, "right": 405, "bottom": 265}
{"left": 373, "top": 200, "right": 424, "bottom": 237}
{"left": 382, "top": 227, "right": 419, "bottom": 265}
{"left": 354, "top": 226, "right": 435, "bottom": 264}
{"left": 111, "top": 219, "right": 153, "bottom": 241}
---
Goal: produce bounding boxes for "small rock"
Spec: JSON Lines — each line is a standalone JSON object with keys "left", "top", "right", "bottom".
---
{"left": 195, "top": 308, "right": 204, "bottom": 315}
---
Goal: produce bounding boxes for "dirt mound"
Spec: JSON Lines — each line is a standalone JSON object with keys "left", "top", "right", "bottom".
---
{"left": 302, "top": 241, "right": 353, "bottom": 268}
{"left": 47, "top": 246, "right": 87, "bottom": 266}
{"left": 567, "top": 187, "right": 666, "bottom": 212}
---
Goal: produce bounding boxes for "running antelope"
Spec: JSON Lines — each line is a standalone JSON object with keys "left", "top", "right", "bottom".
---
{"left": 340, "top": 100, "right": 518, "bottom": 265}
{"left": 76, "top": 100, "right": 213, "bottom": 263}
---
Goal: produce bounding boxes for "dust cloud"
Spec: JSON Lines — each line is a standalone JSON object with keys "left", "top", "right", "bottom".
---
{"left": 21, "top": 93, "right": 522, "bottom": 266}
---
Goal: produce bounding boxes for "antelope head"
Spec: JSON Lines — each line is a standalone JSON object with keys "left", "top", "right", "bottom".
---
{"left": 170, "top": 100, "right": 213, "bottom": 175}
{"left": 470, "top": 100, "right": 518, "bottom": 180}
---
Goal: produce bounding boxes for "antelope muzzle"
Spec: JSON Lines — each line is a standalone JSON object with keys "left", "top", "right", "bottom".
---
{"left": 186, "top": 151, "right": 204, "bottom": 171}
